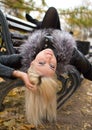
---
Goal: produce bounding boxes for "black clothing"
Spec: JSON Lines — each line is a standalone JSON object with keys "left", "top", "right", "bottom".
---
{"left": 26, "top": 7, "right": 61, "bottom": 30}
{"left": 24, "top": 7, "right": 92, "bottom": 81}
{"left": 70, "top": 48, "right": 92, "bottom": 80}
{"left": 0, "top": 54, "right": 22, "bottom": 78}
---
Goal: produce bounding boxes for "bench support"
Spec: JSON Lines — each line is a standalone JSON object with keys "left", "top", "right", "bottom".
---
{"left": 0, "top": 79, "right": 24, "bottom": 111}
{"left": 0, "top": 10, "right": 15, "bottom": 54}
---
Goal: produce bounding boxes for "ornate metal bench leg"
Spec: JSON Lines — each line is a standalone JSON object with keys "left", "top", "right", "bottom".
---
{"left": 0, "top": 79, "right": 24, "bottom": 111}
{"left": 57, "top": 69, "right": 81, "bottom": 110}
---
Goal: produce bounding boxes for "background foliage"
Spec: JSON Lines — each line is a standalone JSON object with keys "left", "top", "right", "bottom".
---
{"left": 0, "top": 0, "right": 92, "bottom": 39}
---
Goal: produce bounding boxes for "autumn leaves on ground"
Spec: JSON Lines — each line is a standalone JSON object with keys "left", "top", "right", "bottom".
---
{"left": 0, "top": 79, "right": 92, "bottom": 130}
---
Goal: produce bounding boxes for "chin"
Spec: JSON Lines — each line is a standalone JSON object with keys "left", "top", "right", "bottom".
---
{"left": 25, "top": 84, "right": 57, "bottom": 127}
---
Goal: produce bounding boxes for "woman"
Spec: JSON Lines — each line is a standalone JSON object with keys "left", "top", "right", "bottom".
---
{"left": 0, "top": 6, "right": 92, "bottom": 126}
{"left": 0, "top": 7, "right": 92, "bottom": 83}
{"left": 26, "top": 7, "right": 92, "bottom": 81}
{"left": 0, "top": 6, "right": 92, "bottom": 88}
{"left": 0, "top": 7, "right": 92, "bottom": 89}
{"left": 0, "top": 7, "right": 72, "bottom": 88}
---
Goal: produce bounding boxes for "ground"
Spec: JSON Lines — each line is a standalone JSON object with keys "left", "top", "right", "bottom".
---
{"left": 0, "top": 79, "right": 92, "bottom": 130}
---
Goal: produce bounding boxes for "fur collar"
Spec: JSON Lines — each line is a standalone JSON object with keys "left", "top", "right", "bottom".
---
{"left": 19, "top": 29, "right": 76, "bottom": 74}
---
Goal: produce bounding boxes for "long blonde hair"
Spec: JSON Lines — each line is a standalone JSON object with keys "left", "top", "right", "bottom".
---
{"left": 25, "top": 65, "right": 62, "bottom": 127}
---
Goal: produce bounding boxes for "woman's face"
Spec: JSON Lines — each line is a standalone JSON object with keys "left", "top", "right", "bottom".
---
{"left": 31, "top": 48, "right": 57, "bottom": 77}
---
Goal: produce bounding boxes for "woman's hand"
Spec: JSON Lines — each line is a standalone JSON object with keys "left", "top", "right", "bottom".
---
{"left": 12, "top": 70, "right": 37, "bottom": 91}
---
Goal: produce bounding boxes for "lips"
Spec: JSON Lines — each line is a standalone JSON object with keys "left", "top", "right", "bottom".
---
{"left": 46, "top": 52, "right": 53, "bottom": 57}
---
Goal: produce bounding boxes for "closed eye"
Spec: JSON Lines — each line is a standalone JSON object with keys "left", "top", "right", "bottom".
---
{"left": 50, "top": 64, "right": 55, "bottom": 70}
{"left": 38, "top": 61, "right": 45, "bottom": 65}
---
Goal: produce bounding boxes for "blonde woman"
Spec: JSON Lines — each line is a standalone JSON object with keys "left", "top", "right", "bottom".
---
{"left": 0, "top": 7, "right": 92, "bottom": 127}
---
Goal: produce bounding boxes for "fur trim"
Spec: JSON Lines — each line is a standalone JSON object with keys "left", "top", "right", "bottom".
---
{"left": 19, "top": 29, "right": 76, "bottom": 73}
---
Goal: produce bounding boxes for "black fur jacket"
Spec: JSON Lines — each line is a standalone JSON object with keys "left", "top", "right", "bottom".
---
{"left": 19, "top": 29, "right": 76, "bottom": 75}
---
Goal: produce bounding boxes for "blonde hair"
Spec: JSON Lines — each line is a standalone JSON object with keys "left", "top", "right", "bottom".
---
{"left": 25, "top": 65, "right": 62, "bottom": 127}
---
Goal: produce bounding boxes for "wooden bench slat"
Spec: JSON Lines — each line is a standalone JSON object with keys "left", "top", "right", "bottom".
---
{"left": 8, "top": 21, "right": 33, "bottom": 32}
{"left": 6, "top": 14, "right": 36, "bottom": 29}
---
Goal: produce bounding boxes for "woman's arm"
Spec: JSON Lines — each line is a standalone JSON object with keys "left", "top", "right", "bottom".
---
{"left": 0, "top": 54, "right": 37, "bottom": 90}
{"left": 0, "top": 54, "right": 22, "bottom": 78}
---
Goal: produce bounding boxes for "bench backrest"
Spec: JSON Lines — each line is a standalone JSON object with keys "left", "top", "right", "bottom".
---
{"left": 0, "top": 10, "right": 35, "bottom": 54}
{"left": 0, "top": 10, "right": 91, "bottom": 56}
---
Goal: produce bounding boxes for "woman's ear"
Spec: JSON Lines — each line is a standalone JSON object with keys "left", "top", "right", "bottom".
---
{"left": 41, "top": 7, "right": 61, "bottom": 30}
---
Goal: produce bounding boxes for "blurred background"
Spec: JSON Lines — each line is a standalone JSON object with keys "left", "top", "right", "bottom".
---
{"left": 0, "top": 0, "right": 92, "bottom": 42}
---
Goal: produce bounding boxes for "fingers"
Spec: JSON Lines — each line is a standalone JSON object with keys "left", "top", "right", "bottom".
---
{"left": 26, "top": 83, "right": 37, "bottom": 91}
{"left": 22, "top": 73, "right": 38, "bottom": 91}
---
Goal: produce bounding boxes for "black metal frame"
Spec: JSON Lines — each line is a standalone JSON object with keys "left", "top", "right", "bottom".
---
{"left": 0, "top": 10, "right": 14, "bottom": 54}
{"left": 0, "top": 9, "right": 81, "bottom": 111}
{"left": 57, "top": 70, "right": 81, "bottom": 110}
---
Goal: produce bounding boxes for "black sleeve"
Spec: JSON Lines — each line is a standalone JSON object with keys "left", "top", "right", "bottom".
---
{"left": 0, "top": 54, "right": 22, "bottom": 78}
{"left": 70, "top": 48, "right": 92, "bottom": 81}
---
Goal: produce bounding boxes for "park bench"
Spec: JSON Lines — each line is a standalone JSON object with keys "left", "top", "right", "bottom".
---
{"left": 0, "top": 9, "right": 86, "bottom": 111}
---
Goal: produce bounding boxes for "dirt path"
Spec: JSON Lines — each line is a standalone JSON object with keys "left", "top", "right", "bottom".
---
{"left": 57, "top": 79, "right": 92, "bottom": 130}
{"left": 0, "top": 79, "right": 92, "bottom": 130}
